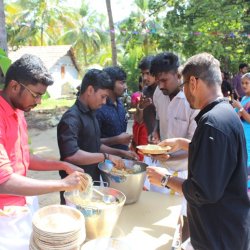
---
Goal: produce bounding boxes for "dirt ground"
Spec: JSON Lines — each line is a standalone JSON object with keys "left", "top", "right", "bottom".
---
{"left": 26, "top": 109, "right": 133, "bottom": 207}
{"left": 26, "top": 109, "right": 66, "bottom": 207}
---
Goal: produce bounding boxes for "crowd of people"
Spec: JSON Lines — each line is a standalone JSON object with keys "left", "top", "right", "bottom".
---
{"left": 0, "top": 52, "right": 249, "bottom": 250}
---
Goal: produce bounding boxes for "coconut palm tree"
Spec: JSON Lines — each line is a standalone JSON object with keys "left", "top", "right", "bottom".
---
{"left": 58, "top": 2, "right": 109, "bottom": 66}
{"left": 106, "top": 0, "right": 117, "bottom": 66}
{"left": 5, "top": 0, "right": 72, "bottom": 47}
{"left": 118, "top": 0, "right": 161, "bottom": 55}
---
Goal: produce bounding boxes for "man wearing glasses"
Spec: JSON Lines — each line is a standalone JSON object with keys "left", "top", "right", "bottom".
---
{"left": 0, "top": 54, "right": 89, "bottom": 211}
{"left": 147, "top": 53, "right": 250, "bottom": 249}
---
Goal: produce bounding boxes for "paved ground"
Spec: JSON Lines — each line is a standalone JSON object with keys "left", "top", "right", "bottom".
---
{"left": 27, "top": 119, "right": 133, "bottom": 207}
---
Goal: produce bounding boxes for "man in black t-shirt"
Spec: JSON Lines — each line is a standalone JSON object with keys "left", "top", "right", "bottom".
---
{"left": 57, "top": 69, "right": 126, "bottom": 204}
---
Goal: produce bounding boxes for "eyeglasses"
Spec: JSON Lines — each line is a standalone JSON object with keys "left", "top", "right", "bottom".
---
{"left": 18, "top": 82, "right": 43, "bottom": 100}
{"left": 180, "top": 77, "right": 199, "bottom": 88}
{"left": 179, "top": 81, "right": 187, "bottom": 88}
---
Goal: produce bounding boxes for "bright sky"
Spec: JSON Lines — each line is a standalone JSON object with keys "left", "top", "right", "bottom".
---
{"left": 85, "top": 0, "right": 135, "bottom": 22}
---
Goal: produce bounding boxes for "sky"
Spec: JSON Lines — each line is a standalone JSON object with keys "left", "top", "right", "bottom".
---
{"left": 80, "top": 0, "right": 135, "bottom": 22}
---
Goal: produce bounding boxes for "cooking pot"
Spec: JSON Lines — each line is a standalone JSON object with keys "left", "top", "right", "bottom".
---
{"left": 98, "top": 159, "right": 147, "bottom": 204}
{"left": 64, "top": 186, "right": 126, "bottom": 240}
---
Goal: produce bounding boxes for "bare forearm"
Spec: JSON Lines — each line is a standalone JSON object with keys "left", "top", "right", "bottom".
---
{"left": 0, "top": 174, "right": 64, "bottom": 196}
{"left": 64, "top": 150, "right": 104, "bottom": 166}
{"left": 101, "top": 136, "right": 120, "bottom": 146}
{"left": 178, "top": 138, "right": 191, "bottom": 151}
{"left": 167, "top": 176, "right": 185, "bottom": 194}
{"left": 239, "top": 109, "right": 250, "bottom": 123}
{"left": 134, "top": 108, "right": 144, "bottom": 124}
{"left": 29, "top": 154, "right": 66, "bottom": 171}
{"left": 100, "top": 144, "right": 125, "bottom": 158}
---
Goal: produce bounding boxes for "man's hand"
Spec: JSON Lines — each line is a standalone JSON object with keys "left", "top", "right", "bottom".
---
{"left": 138, "top": 95, "right": 152, "bottom": 110}
{"left": 117, "top": 132, "right": 133, "bottom": 146}
{"left": 149, "top": 154, "right": 170, "bottom": 162}
{"left": 61, "top": 172, "right": 90, "bottom": 192}
{"left": 108, "top": 154, "right": 125, "bottom": 169}
{"left": 61, "top": 161, "right": 85, "bottom": 175}
{"left": 158, "top": 138, "right": 190, "bottom": 152}
{"left": 121, "top": 150, "right": 139, "bottom": 161}
{"left": 148, "top": 131, "right": 160, "bottom": 144}
{"left": 146, "top": 166, "right": 170, "bottom": 187}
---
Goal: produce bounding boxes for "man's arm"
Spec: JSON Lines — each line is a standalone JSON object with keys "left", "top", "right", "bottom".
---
{"left": 159, "top": 137, "right": 190, "bottom": 152}
{"left": 29, "top": 154, "right": 85, "bottom": 174}
{"left": 149, "top": 119, "right": 160, "bottom": 144}
{"left": 146, "top": 166, "right": 185, "bottom": 194}
{"left": 62, "top": 150, "right": 105, "bottom": 166}
{"left": 134, "top": 96, "right": 152, "bottom": 124}
{"left": 0, "top": 171, "right": 88, "bottom": 196}
{"left": 100, "top": 132, "right": 132, "bottom": 146}
{"left": 100, "top": 144, "right": 138, "bottom": 160}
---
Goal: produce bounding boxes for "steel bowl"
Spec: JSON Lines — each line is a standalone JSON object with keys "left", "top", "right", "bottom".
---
{"left": 64, "top": 186, "right": 126, "bottom": 240}
{"left": 98, "top": 159, "right": 147, "bottom": 204}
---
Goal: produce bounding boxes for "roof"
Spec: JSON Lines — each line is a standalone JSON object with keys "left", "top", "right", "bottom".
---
{"left": 8, "top": 45, "right": 80, "bottom": 71}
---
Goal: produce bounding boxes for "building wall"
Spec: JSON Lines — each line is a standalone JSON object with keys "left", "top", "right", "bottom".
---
{"left": 47, "top": 55, "right": 79, "bottom": 99}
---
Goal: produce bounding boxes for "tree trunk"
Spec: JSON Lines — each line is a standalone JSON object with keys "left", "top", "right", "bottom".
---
{"left": 106, "top": 0, "right": 117, "bottom": 66}
{"left": 0, "top": 0, "right": 8, "bottom": 54}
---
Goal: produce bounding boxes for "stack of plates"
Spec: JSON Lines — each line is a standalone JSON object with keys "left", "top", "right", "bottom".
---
{"left": 30, "top": 205, "right": 86, "bottom": 250}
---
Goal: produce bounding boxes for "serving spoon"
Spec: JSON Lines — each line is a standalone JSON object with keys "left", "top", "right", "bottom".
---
{"left": 92, "top": 188, "right": 117, "bottom": 204}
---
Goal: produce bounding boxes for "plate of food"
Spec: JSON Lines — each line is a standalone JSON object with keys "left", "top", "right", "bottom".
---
{"left": 136, "top": 144, "right": 171, "bottom": 154}
{"left": 128, "top": 108, "right": 137, "bottom": 113}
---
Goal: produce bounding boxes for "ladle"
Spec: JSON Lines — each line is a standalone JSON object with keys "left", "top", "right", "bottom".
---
{"left": 92, "top": 188, "right": 117, "bottom": 204}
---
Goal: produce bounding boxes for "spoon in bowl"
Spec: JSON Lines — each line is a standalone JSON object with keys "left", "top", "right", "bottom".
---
{"left": 92, "top": 188, "right": 117, "bottom": 204}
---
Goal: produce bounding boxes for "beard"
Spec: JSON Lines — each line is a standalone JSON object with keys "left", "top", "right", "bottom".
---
{"left": 186, "top": 93, "right": 196, "bottom": 109}
{"left": 160, "top": 88, "right": 171, "bottom": 96}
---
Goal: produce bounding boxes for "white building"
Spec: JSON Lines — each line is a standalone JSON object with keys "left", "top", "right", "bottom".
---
{"left": 9, "top": 45, "right": 80, "bottom": 98}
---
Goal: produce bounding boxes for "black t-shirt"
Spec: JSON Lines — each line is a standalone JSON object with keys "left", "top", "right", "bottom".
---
{"left": 57, "top": 99, "right": 101, "bottom": 181}
{"left": 183, "top": 99, "right": 250, "bottom": 250}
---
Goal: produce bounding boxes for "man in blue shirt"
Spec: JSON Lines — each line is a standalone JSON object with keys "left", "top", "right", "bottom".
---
{"left": 96, "top": 66, "right": 138, "bottom": 160}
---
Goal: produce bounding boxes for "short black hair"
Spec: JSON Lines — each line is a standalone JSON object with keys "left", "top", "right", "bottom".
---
{"left": 138, "top": 56, "right": 154, "bottom": 71}
{"left": 150, "top": 52, "right": 179, "bottom": 76}
{"left": 239, "top": 63, "right": 248, "bottom": 70}
{"left": 80, "top": 69, "right": 113, "bottom": 94}
{"left": 103, "top": 66, "right": 126, "bottom": 89}
{"left": 5, "top": 54, "right": 53, "bottom": 87}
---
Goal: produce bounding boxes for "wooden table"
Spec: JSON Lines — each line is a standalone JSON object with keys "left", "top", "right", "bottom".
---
{"left": 111, "top": 191, "right": 182, "bottom": 250}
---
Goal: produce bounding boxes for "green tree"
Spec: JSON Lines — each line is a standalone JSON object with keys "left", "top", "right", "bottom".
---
{"left": 119, "top": 0, "right": 161, "bottom": 55}
{"left": 106, "top": 0, "right": 117, "bottom": 66}
{"left": 58, "top": 2, "right": 108, "bottom": 66}
{"left": 152, "top": 0, "right": 250, "bottom": 73}
{"left": 5, "top": 0, "right": 72, "bottom": 47}
{"left": 0, "top": 48, "right": 11, "bottom": 87}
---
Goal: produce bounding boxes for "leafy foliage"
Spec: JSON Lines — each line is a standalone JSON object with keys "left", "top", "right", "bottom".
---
{"left": 3, "top": 0, "right": 250, "bottom": 91}
{"left": 154, "top": 0, "right": 250, "bottom": 73}
{"left": 0, "top": 48, "right": 11, "bottom": 75}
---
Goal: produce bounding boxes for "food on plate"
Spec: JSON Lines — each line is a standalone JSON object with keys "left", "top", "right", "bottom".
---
{"left": 136, "top": 144, "right": 171, "bottom": 154}
{"left": 128, "top": 108, "right": 137, "bottom": 113}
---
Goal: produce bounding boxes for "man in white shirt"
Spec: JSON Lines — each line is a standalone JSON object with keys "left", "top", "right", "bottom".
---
{"left": 145, "top": 52, "right": 198, "bottom": 244}
{"left": 146, "top": 52, "right": 198, "bottom": 190}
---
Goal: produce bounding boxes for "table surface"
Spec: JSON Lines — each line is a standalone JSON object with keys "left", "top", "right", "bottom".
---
{"left": 111, "top": 191, "right": 182, "bottom": 250}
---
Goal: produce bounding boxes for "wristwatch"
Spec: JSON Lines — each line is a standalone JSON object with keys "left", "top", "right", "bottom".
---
{"left": 161, "top": 174, "right": 171, "bottom": 188}
{"left": 239, "top": 107, "right": 244, "bottom": 113}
